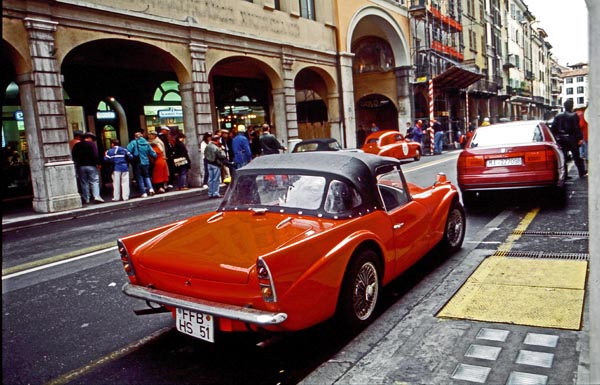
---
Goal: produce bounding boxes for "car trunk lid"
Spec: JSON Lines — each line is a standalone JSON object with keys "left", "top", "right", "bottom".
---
{"left": 136, "top": 212, "right": 326, "bottom": 284}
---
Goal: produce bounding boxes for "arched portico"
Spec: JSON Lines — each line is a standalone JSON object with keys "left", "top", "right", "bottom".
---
{"left": 346, "top": 7, "right": 411, "bottom": 148}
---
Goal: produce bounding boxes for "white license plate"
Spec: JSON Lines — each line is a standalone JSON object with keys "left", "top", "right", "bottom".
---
{"left": 176, "top": 308, "right": 215, "bottom": 343}
{"left": 486, "top": 157, "right": 522, "bottom": 167}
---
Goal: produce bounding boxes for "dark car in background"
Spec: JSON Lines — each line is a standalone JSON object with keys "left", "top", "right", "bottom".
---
{"left": 292, "top": 138, "right": 343, "bottom": 153}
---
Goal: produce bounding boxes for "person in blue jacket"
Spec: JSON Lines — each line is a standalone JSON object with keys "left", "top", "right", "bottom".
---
{"left": 127, "top": 132, "right": 157, "bottom": 197}
{"left": 232, "top": 125, "right": 252, "bottom": 169}
{"left": 104, "top": 139, "right": 133, "bottom": 201}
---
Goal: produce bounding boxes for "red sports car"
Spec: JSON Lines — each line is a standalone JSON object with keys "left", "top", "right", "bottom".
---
{"left": 362, "top": 130, "right": 422, "bottom": 161}
{"left": 457, "top": 120, "right": 566, "bottom": 206}
{"left": 119, "top": 152, "right": 464, "bottom": 343}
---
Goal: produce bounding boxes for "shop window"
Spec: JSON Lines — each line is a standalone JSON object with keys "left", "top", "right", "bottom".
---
{"left": 145, "top": 81, "right": 184, "bottom": 133}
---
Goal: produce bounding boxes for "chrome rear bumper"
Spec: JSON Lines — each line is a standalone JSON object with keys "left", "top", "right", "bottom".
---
{"left": 122, "top": 283, "right": 288, "bottom": 325}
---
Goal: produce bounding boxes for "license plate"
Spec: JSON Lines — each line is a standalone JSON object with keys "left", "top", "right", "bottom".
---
{"left": 486, "top": 157, "right": 522, "bottom": 167}
{"left": 176, "top": 308, "right": 214, "bottom": 343}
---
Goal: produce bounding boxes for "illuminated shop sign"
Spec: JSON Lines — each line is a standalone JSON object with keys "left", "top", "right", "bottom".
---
{"left": 96, "top": 111, "right": 116, "bottom": 120}
{"left": 14, "top": 111, "right": 24, "bottom": 121}
{"left": 158, "top": 107, "right": 183, "bottom": 118}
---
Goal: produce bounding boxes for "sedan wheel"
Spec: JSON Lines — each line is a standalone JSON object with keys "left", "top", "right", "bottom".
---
{"left": 337, "top": 250, "right": 380, "bottom": 330}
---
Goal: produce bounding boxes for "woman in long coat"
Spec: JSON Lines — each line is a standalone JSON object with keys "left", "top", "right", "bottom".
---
{"left": 147, "top": 131, "right": 169, "bottom": 193}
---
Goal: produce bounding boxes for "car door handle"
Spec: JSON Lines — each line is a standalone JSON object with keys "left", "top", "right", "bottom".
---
{"left": 393, "top": 223, "right": 404, "bottom": 230}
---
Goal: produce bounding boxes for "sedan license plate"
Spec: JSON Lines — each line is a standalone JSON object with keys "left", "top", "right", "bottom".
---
{"left": 486, "top": 157, "right": 522, "bottom": 167}
{"left": 176, "top": 308, "right": 214, "bottom": 343}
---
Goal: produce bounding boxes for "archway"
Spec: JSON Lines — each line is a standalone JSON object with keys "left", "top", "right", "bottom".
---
{"left": 62, "top": 38, "right": 187, "bottom": 149}
{"left": 348, "top": 8, "right": 411, "bottom": 142}
{"left": 295, "top": 67, "right": 330, "bottom": 140}
{"left": 356, "top": 94, "right": 398, "bottom": 132}
{"left": 210, "top": 56, "right": 276, "bottom": 137}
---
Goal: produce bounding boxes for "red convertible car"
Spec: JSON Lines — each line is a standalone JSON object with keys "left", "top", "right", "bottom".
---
{"left": 119, "top": 152, "right": 464, "bottom": 343}
{"left": 362, "top": 130, "right": 422, "bottom": 161}
{"left": 457, "top": 120, "right": 566, "bottom": 206}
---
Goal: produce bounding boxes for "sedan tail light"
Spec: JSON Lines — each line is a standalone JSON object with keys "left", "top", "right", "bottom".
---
{"left": 257, "top": 258, "right": 277, "bottom": 303}
{"left": 544, "top": 148, "right": 559, "bottom": 169}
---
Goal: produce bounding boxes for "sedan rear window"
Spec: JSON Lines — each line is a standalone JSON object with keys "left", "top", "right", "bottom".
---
{"left": 470, "top": 124, "right": 544, "bottom": 148}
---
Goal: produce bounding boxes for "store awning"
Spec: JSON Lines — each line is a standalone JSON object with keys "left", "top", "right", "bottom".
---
{"left": 433, "top": 65, "right": 483, "bottom": 90}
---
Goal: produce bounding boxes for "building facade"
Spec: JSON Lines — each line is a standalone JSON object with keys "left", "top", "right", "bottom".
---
{"left": 558, "top": 62, "right": 589, "bottom": 110}
{"left": 2, "top": 0, "right": 562, "bottom": 213}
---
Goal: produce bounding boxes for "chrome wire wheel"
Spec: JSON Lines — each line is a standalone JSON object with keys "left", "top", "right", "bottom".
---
{"left": 446, "top": 208, "right": 464, "bottom": 248}
{"left": 352, "top": 261, "right": 379, "bottom": 321}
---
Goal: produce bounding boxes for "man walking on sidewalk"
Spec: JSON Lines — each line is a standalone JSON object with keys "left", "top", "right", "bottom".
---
{"left": 72, "top": 132, "right": 104, "bottom": 204}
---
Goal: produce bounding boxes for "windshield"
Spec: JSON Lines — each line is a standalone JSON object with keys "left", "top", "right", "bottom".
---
{"left": 469, "top": 124, "right": 544, "bottom": 148}
{"left": 224, "top": 173, "right": 362, "bottom": 216}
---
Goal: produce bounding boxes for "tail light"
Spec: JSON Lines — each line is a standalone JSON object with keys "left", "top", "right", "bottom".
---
{"left": 257, "top": 258, "right": 277, "bottom": 303}
{"left": 117, "top": 240, "right": 136, "bottom": 278}
{"left": 458, "top": 153, "right": 484, "bottom": 169}
{"left": 545, "top": 148, "right": 559, "bottom": 169}
{"left": 465, "top": 155, "right": 485, "bottom": 167}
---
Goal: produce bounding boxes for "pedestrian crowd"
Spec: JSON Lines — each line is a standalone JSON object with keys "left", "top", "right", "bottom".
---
{"left": 70, "top": 122, "right": 287, "bottom": 204}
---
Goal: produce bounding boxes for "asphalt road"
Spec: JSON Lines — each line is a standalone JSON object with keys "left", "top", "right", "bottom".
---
{"left": 2, "top": 151, "right": 587, "bottom": 385}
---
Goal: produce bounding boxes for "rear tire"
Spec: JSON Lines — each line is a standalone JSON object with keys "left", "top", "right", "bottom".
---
{"left": 438, "top": 199, "right": 466, "bottom": 253}
{"left": 337, "top": 249, "right": 381, "bottom": 331}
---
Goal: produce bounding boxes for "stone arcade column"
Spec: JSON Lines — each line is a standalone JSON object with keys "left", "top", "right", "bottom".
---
{"left": 338, "top": 52, "right": 357, "bottom": 148}
{"left": 23, "top": 18, "right": 81, "bottom": 213}
{"left": 182, "top": 43, "right": 212, "bottom": 187}
{"left": 272, "top": 55, "right": 297, "bottom": 149}
{"left": 394, "top": 66, "right": 413, "bottom": 130}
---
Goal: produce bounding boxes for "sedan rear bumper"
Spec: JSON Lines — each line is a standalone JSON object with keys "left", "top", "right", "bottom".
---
{"left": 122, "top": 283, "right": 288, "bottom": 325}
{"left": 458, "top": 170, "right": 562, "bottom": 191}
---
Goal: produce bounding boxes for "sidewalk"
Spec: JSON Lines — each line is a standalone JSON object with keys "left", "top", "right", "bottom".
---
{"left": 2, "top": 186, "right": 211, "bottom": 231}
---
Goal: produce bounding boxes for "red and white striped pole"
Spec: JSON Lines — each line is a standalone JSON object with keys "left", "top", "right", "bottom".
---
{"left": 428, "top": 79, "right": 434, "bottom": 155}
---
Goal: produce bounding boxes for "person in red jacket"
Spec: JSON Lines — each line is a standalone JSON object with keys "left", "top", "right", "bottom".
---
{"left": 575, "top": 107, "right": 588, "bottom": 163}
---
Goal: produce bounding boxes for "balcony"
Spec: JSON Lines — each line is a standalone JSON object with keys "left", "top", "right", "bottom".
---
{"left": 516, "top": 87, "right": 531, "bottom": 97}
{"left": 525, "top": 71, "right": 535, "bottom": 81}
{"left": 469, "top": 79, "right": 500, "bottom": 94}
{"left": 409, "top": 0, "right": 427, "bottom": 17}
{"left": 503, "top": 55, "right": 517, "bottom": 69}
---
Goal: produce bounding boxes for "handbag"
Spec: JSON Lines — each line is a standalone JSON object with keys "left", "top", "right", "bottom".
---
{"left": 174, "top": 157, "right": 189, "bottom": 167}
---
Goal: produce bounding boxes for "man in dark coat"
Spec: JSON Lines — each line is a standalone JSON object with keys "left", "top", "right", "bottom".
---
{"left": 72, "top": 132, "right": 104, "bottom": 203}
{"left": 552, "top": 100, "right": 587, "bottom": 178}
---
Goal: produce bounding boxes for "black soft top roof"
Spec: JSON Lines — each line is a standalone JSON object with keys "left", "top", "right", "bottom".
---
{"left": 242, "top": 151, "right": 398, "bottom": 176}
{"left": 238, "top": 152, "right": 400, "bottom": 202}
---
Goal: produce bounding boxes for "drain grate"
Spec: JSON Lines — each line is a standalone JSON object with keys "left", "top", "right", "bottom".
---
{"left": 493, "top": 250, "right": 589, "bottom": 261}
{"left": 512, "top": 230, "right": 588, "bottom": 238}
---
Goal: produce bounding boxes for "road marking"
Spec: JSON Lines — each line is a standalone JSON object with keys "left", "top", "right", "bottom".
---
{"left": 2, "top": 244, "right": 117, "bottom": 280}
{"left": 495, "top": 207, "right": 539, "bottom": 254}
{"left": 403, "top": 152, "right": 460, "bottom": 174}
{"left": 44, "top": 326, "right": 173, "bottom": 385}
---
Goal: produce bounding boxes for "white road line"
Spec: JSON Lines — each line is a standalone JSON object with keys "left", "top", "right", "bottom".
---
{"left": 2, "top": 246, "right": 117, "bottom": 280}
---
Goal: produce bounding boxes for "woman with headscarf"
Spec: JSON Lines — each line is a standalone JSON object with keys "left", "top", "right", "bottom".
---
{"left": 147, "top": 130, "right": 170, "bottom": 193}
